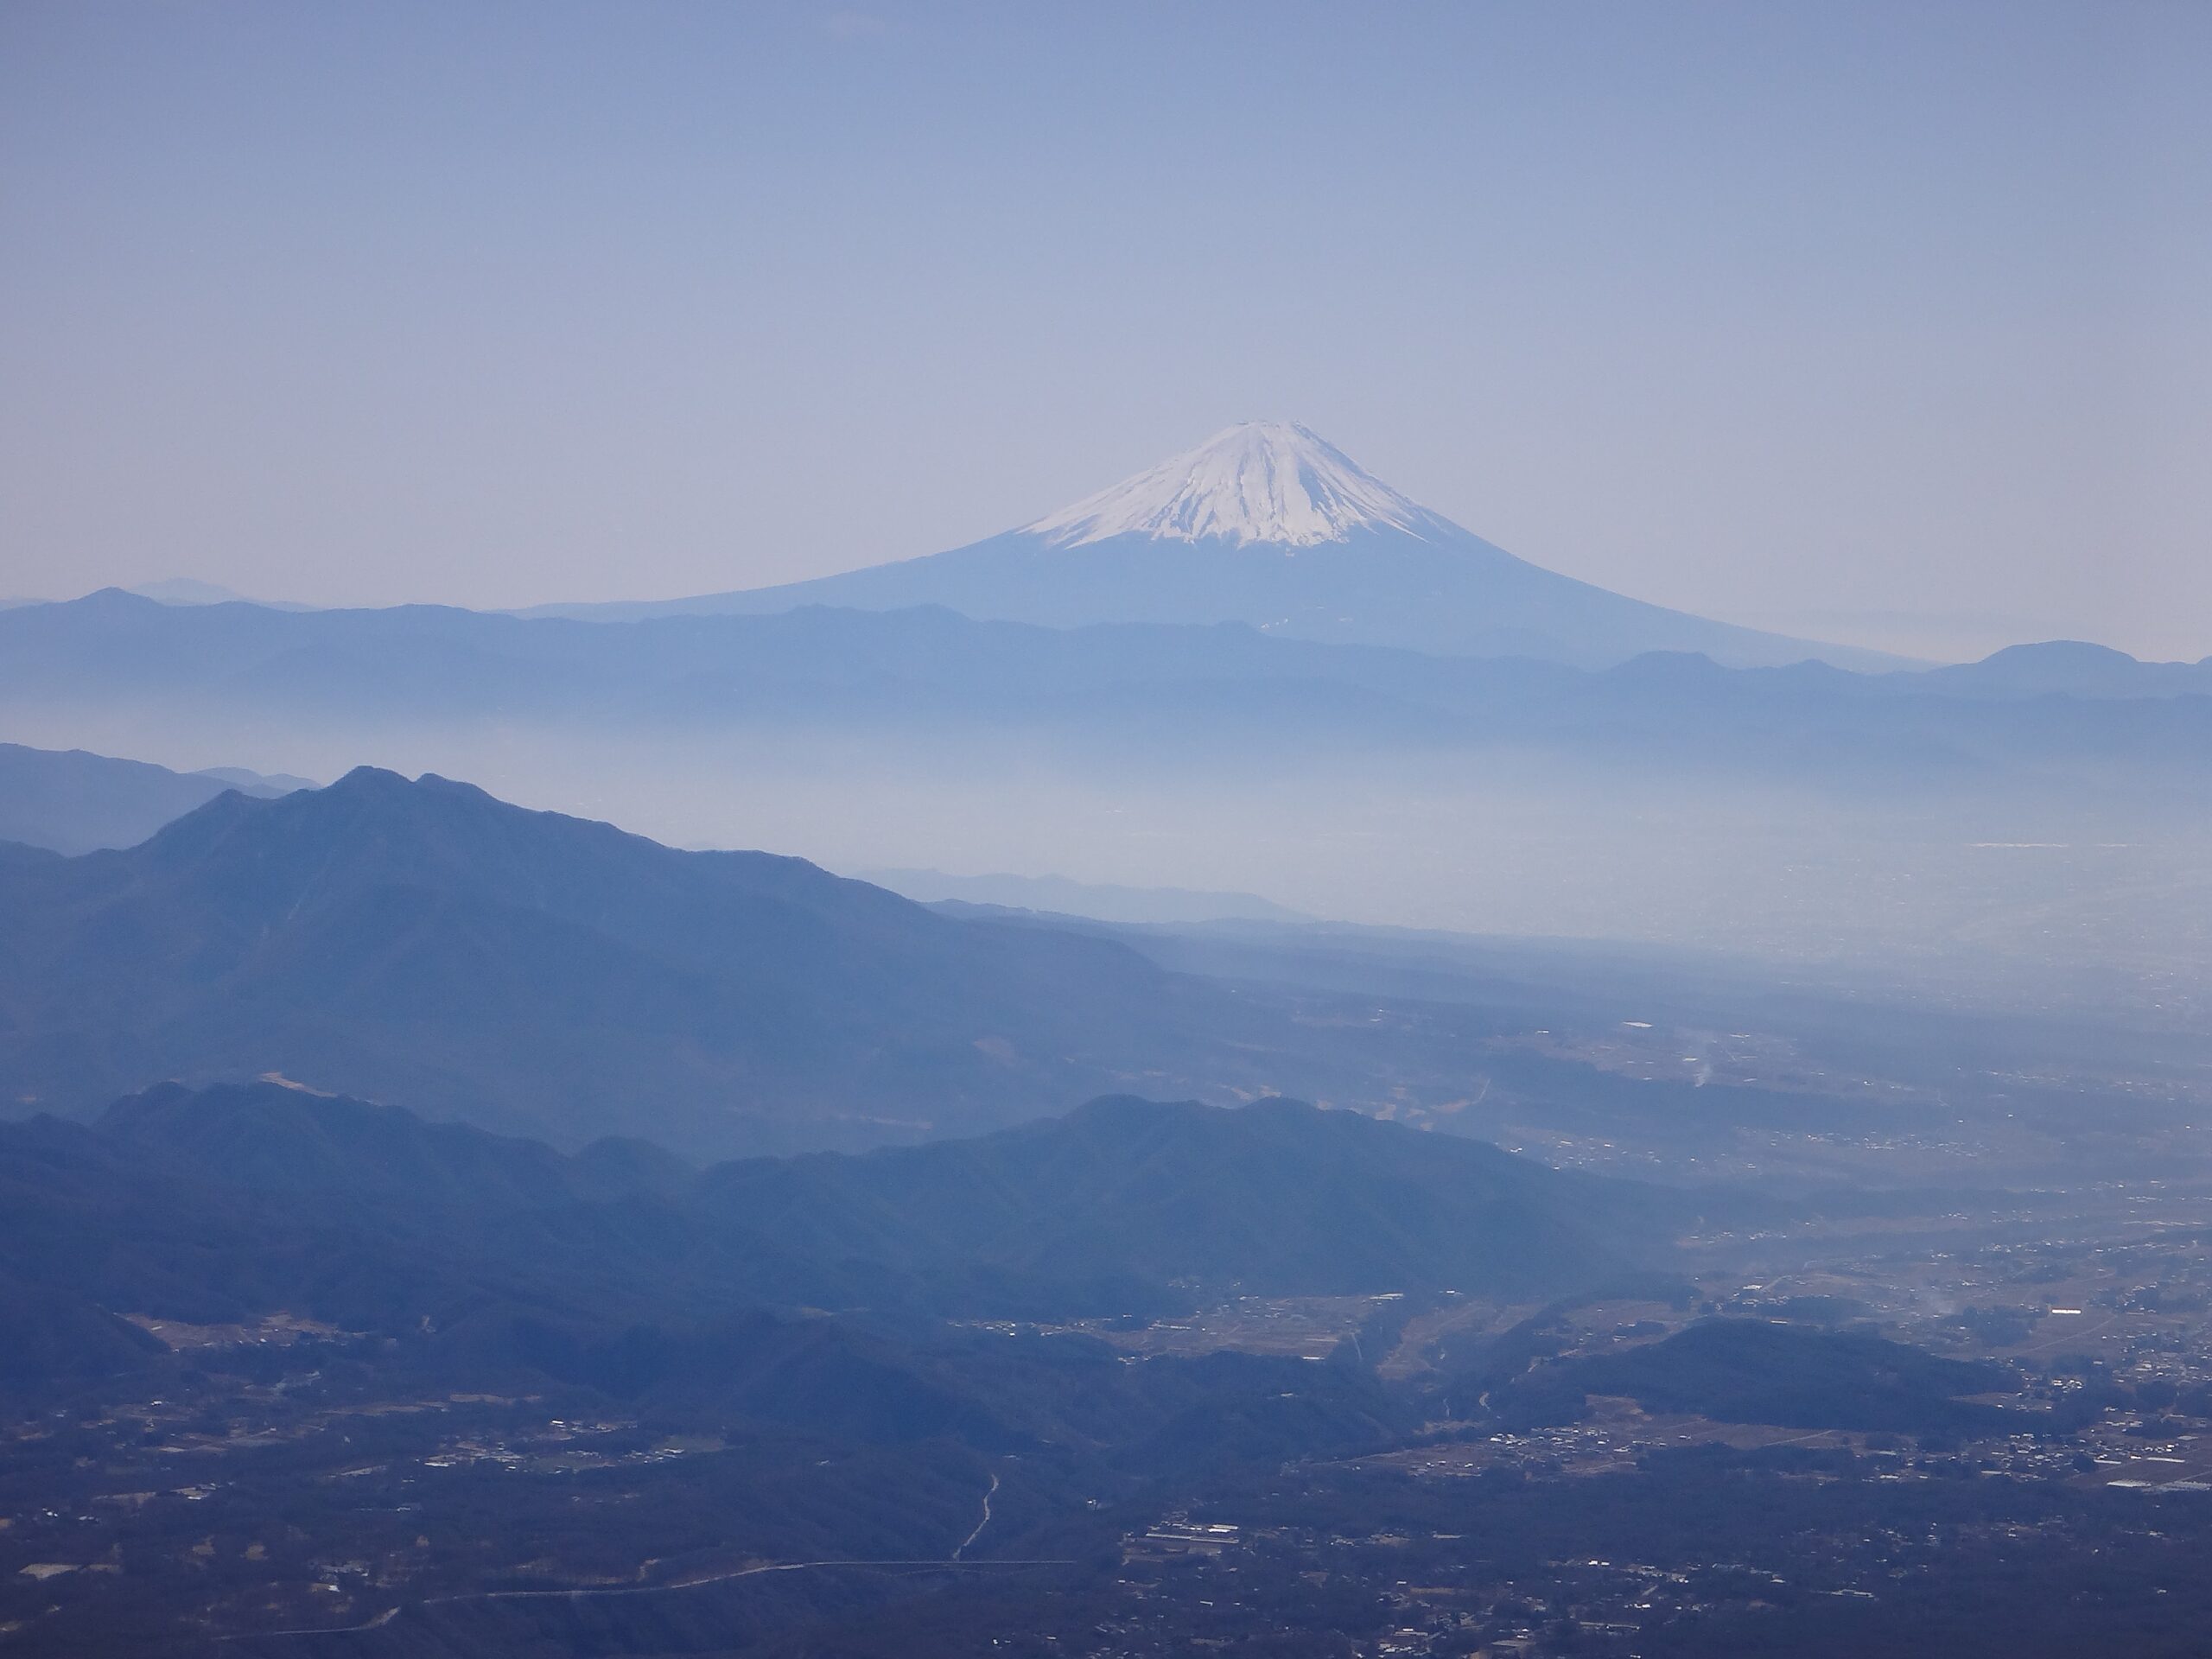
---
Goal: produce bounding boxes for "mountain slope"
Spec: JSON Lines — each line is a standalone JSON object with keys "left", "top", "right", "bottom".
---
{"left": 527, "top": 423, "right": 1905, "bottom": 671}
{"left": 0, "top": 741, "right": 308, "bottom": 855}
{"left": 698, "top": 1093, "right": 1673, "bottom": 1301}
{"left": 1491, "top": 1318, "right": 2012, "bottom": 1436}
{"left": 0, "top": 1083, "right": 1670, "bottom": 1345}
{"left": 0, "top": 768, "right": 1218, "bottom": 1154}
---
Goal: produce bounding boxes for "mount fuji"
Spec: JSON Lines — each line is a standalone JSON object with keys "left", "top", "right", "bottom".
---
{"left": 532, "top": 423, "right": 1904, "bottom": 671}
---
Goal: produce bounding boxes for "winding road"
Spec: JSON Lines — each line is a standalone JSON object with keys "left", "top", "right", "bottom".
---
{"left": 954, "top": 1470, "right": 1001, "bottom": 1560}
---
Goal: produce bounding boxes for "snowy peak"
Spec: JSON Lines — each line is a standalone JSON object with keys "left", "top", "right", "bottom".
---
{"left": 1023, "top": 422, "right": 1452, "bottom": 550}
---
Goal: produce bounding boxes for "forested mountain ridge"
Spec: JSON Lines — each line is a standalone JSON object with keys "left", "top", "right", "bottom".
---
{"left": 0, "top": 1082, "right": 1673, "bottom": 1363}
{"left": 0, "top": 768, "right": 1204, "bottom": 1154}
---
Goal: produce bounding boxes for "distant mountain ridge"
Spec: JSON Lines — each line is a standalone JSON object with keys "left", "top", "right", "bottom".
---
{"left": 127, "top": 577, "right": 312, "bottom": 609}
{"left": 520, "top": 423, "right": 1910, "bottom": 671}
{"left": 4, "top": 594, "right": 2206, "bottom": 805}
{"left": 1917, "top": 639, "right": 2212, "bottom": 699}
{"left": 864, "top": 868, "right": 1310, "bottom": 925}
{"left": 0, "top": 741, "right": 313, "bottom": 855}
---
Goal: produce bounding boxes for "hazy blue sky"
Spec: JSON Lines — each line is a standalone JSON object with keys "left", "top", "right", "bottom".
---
{"left": 3, "top": 2, "right": 2206, "bottom": 658}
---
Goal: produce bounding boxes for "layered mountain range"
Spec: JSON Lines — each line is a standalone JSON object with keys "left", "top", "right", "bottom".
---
{"left": 3, "top": 590, "right": 2205, "bottom": 796}
{"left": 3, "top": 426, "right": 2205, "bottom": 1015}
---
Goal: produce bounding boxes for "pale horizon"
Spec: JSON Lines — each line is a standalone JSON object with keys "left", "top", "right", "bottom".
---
{"left": 5, "top": 2, "right": 2209, "bottom": 660}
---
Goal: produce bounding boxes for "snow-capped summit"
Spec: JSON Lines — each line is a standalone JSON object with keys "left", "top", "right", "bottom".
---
{"left": 527, "top": 423, "right": 1909, "bottom": 671}
{"left": 1022, "top": 422, "right": 1452, "bottom": 550}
